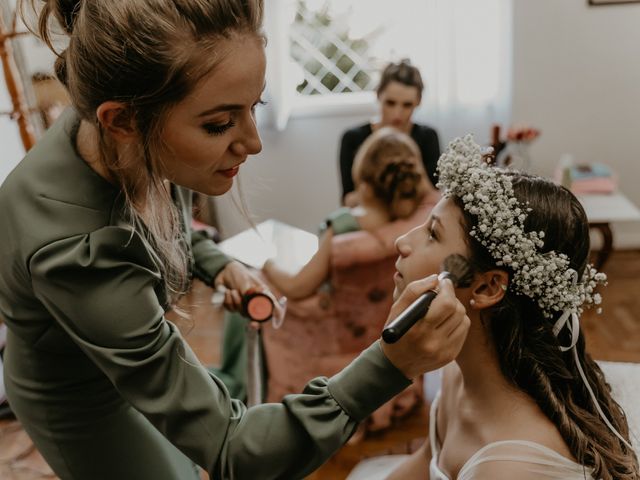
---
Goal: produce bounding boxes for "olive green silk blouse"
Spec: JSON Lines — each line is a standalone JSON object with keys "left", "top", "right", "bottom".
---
{"left": 0, "top": 109, "right": 411, "bottom": 479}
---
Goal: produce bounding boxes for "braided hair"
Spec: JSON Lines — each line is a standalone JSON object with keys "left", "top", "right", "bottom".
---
{"left": 353, "top": 127, "right": 428, "bottom": 220}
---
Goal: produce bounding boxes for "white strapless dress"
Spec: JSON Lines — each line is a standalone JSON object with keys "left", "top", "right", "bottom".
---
{"left": 429, "top": 393, "right": 595, "bottom": 479}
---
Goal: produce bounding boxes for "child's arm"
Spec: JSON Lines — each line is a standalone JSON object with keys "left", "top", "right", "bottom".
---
{"left": 385, "top": 440, "right": 431, "bottom": 480}
{"left": 262, "top": 228, "right": 334, "bottom": 300}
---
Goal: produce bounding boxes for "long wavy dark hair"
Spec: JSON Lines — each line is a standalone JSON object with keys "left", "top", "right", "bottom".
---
{"left": 454, "top": 173, "right": 639, "bottom": 479}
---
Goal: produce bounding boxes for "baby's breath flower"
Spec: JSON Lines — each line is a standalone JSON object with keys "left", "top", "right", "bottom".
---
{"left": 436, "top": 135, "right": 606, "bottom": 318}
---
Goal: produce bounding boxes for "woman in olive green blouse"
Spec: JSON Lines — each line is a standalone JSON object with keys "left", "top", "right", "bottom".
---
{"left": 0, "top": 1, "right": 470, "bottom": 479}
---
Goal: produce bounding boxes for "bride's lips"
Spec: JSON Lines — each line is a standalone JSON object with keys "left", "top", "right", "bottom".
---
{"left": 218, "top": 165, "right": 240, "bottom": 178}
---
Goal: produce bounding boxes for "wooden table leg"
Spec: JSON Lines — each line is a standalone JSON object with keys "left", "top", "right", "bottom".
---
{"left": 589, "top": 222, "right": 613, "bottom": 270}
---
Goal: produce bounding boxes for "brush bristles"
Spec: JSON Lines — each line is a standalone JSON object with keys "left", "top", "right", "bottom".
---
{"left": 442, "top": 254, "right": 474, "bottom": 288}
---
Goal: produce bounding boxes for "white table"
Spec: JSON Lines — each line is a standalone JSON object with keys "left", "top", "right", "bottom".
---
{"left": 578, "top": 192, "right": 640, "bottom": 269}
{"left": 217, "top": 219, "right": 318, "bottom": 272}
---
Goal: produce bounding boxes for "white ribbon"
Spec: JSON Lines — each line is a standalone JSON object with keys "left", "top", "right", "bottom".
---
{"left": 554, "top": 308, "right": 634, "bottom": 450}
{"left": 552, "top": 309, "right": 580, "bottom": 352}
{"left": 270, "top": 295, "right": 287, "bottom": 330}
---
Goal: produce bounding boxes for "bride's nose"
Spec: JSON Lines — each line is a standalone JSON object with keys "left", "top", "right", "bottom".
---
{"left": 395, "top": 235, "right": 411, "bottom": 258}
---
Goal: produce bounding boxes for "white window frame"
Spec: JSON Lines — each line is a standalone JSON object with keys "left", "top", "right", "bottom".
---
{"left": 290, "top": 90, "right": 377, "bottom": 119}
{"left": 264, "top": 0, "right": 512, "bottom": 135}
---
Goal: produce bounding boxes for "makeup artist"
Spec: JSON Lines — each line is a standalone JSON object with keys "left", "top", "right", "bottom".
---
{"left": 0, "top": 1, "right": 470, "bottom": 479}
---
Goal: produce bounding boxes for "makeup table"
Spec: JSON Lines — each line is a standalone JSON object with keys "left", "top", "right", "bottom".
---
{"left": 578, "top": 192, "right": 640, "bottom": 269}
{"left": 216, "top": 219, "right": 318, "bottom": 271}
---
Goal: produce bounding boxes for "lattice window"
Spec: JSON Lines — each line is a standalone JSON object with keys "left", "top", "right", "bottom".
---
{"left": 289, "top": 1, "right": 382, "bottom": 96}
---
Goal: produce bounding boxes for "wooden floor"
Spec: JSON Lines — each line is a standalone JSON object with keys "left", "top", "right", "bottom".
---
{"left": 1, "top": 250, "right": 640, "bottom": 480}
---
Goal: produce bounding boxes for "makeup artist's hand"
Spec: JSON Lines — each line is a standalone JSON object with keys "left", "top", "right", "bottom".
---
{"left": 381, "top": 274, "right": 470, "bottom": 379}
{"left": 214, "top": 261, "right": 267, "bottom": 312}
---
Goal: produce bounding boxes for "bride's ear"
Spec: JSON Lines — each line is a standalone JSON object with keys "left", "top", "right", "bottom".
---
{"left": 468, "top": 270, "right": 509, "bottom": 310}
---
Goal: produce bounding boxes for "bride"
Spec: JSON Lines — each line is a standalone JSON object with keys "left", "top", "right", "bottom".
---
{"left": 385, "top": 136, "right": 638, "bottom": 479}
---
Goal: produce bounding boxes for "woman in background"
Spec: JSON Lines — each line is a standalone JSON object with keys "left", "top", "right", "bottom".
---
{"left": 339, "top": 59, "right": 440, "bottom": 206}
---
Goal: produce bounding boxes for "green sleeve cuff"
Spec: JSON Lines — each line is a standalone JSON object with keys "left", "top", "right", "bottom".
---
{"left": 319, "top": 207, "right": 360, "bottom": 235}
{"left": 327, "top": 341, "right": 411, "bottom": 422}
{"left": 191, "top": 230, "right": 232, "bottom": 285}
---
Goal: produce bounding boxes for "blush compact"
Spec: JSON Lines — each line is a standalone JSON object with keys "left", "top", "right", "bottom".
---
{"left": 241, "top": 291, "right": 275, "bottom": 322}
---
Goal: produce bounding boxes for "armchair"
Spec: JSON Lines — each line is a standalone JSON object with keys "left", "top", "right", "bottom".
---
{"left": 262, "top": 194, "right": 439, "bottom": 432}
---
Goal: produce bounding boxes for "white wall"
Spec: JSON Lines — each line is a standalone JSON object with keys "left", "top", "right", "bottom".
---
{"left": 4, "top": 0, "right": 639, "bottom": 247}
{"left": 512, "top": 0, "right": 640, "bottom": 248}
{"left": 218, "top": 0, "right": 640, "bottom": 246}
{"left": 214, "top": 111, "right": 371, "bottom": 236}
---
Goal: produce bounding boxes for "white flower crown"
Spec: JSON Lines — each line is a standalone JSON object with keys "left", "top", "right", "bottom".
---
{"left": 436, "top": 135, "right": 606, "bottom": 318}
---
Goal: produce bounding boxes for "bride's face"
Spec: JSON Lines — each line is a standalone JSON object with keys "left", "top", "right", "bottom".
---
{"left": 393, "top": 197, "right": 469, "bottom": 300}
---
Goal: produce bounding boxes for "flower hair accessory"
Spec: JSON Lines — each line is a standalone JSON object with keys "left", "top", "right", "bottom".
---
{"left": 436, "top": 134, "right": 606, "bottom": 319}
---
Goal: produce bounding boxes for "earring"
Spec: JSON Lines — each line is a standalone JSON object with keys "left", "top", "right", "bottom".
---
{"left": 469, "top": 299, "right": 476, "bottom": 307}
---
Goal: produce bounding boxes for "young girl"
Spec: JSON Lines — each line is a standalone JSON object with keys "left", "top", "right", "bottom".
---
{"left": 0, "top": 1, "right": 471, "bottom": 479}
{"left": 339, "top": 59, "right": 441, "bottom": 205}
{"left": 387, "top": 136, "right": 639, "bottom": 479}
{"left": 263, "top": 127, "right": 433, "bottom": 299}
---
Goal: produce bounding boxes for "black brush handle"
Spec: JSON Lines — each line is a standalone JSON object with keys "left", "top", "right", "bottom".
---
{"left": 382, "top": 272, "right": 453, "bottom": 344}
{"left": 382, "top": 290, "right": 437, "bottom": 343}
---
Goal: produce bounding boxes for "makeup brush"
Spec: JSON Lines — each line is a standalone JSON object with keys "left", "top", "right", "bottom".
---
{"left": 382, "top": 254, "right": 474, "bottom": 344}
